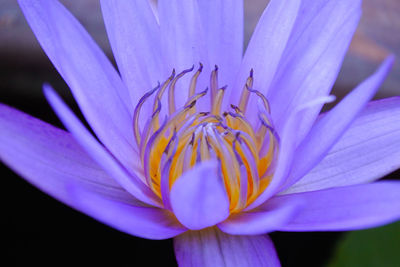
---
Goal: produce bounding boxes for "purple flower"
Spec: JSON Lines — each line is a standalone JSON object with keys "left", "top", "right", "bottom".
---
{"left": 2, "top": 0, "right": 400, "bottom": 266}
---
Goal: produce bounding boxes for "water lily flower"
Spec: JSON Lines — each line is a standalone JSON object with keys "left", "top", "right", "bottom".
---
{"left": 2, "top": 0, "right": 400, "bottom": 266}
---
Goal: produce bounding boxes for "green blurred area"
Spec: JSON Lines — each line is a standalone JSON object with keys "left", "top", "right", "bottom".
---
{"left": 328, "top": 221, "right": 400, "bottom": 267}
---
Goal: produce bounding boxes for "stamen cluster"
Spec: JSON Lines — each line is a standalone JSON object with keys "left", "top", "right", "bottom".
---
{"left": 133, "top": 64, "right": 279, "bottom": 212}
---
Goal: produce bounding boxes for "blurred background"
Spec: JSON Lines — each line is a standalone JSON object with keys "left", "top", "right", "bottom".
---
{"left": 1, "top": 0, "right": 399, "bottom": 266}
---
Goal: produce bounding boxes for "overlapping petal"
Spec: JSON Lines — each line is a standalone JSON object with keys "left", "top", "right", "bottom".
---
{"left": 43, "top": 84, "right": 158, "bottom": 206}
{"left": 101, "top": 0, "right": 165, "bottom": 107}
{"left": 283, "top": 97, "right": 400, "bottom": 194}
{"left": 18, "top": 0, "right": 137, "bottom": 169}
{"left": 68, "top": 185, "right": 186, "bottom": 240}
{"left": 158, "top": 0, "right": 210, "bottom": 107}
{"left": 268, "top": 0, "right": 362, "bottom": 138}
{"left": 0, "top": 103, "right": 132, "bottom": 203}
{"left": 170, "top": 161, "right": 230, "bottom": 230}
{"left": 218, "top": 196, "right": 302, "bottom": 235}
{"left": 231, "top": 0, "right": 300, "bottom": 124}
{"left": 0, "top": 104, "right": 184, "bottom": 239}
{"left": 277, "top": 182, "right": 400, "bottom": 231}
{"left": 197, "top": 0, "right": 243, "bottom": 90}
{"left": 174, "top": 227, "right": 280, "bottom": 267}
{"left": 283, "top": 56, "right": 394, "bottom": 190}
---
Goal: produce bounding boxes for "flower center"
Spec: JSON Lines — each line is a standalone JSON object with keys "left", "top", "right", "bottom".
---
{"left": 133, "top": 64, "right": 279, "bottom": 212}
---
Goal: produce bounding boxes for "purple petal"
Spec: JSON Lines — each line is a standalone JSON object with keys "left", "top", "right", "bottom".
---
{"left": 276, "top": 181, "right": 400, "bottom": 231}
{"left": 0, "top": 104, "right": 133, "bottom": 204}
{"left": 18, "top": 0, "right": 137, "bottom": 169}
{"left": 100, "top": 0, "right": 166, "bottom": 106}
{"left": 231, "top": 0, "right": 300, "bottom": 121}
{"left": 170, "top": 161, "right": 230, "bottom": 230}
{"left": 268, "top": 0, "right": 362, "bottom": 138}
{"left": 283, "top": 56, "right": 394, "bottom": 190}
{"left": 283, "top": 97, "right": 400, "bottom": 194}
{"left": 68, "top": 185, "right": 185, "bottom": 240}
{"left": 0, "top": 104, "right": 184, "bottom": 239}
{"left": 218, "top": 196, "right": 302, "bottom": 235}
{"left": 158, "top": 0, "right": 210, "bottom": 107}
{"left": 174, "top": 228, "right": 281, "bottom": 267}
{"left": 197, "top": 0, "right": 243, "bottom": 88}
{"left": 44, "top": 85, "right": 160, "bottom": 206}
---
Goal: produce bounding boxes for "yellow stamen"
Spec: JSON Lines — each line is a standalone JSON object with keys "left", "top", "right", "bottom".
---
{"left": 238, "top": 69, "right": 254, "bottom": 112}
{"left": 132, "top": 64, "right": 279, "bottom": 213}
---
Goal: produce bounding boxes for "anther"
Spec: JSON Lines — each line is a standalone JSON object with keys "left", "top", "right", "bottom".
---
{"left": 230, "top": 104, "right": 243, "bottom": 115}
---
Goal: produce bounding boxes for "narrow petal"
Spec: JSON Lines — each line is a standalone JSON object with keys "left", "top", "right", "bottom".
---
{"left": 44, "top": 85, "right": 160, "bottom": 206}
{"left": 174, "top": 227, "right": 281, "bottom": 267}
{"left": 101, "top": 0, "right": 165, "bottom": 105}
{"left": 68, "top": 185, "right": 185, "bottom": 240}
{"left": 277, "top": 182, "right": 400, "bottom": 231}
{"left": 18, "top": 0, "right": 137, "bottom": 169}
{"left": 218, "top": 196, "right": 303, "bottom": 235}
{"left": 231, "top": 0, "right": 300, "bottom": 120}
{"left": 158, "top": 0, "right": 210, "bottom": 107}
{"left": 0, "top": 104, "right": 133, "bottom": 204}
{"left": 197, "top": 0, "right": 243, "bottom": 88}
{"left": 283, "top": 97, "right": 400, "bottom": 194}
{"left": 170, "top": 161, "right": 230, "bottom": 230}
{"left": 0, "top": 104, "right": 184, "bottom": 239}
{"left": 283, "top": 56, "right": 394, "bottom": 190}
{"left": 268, "top": 0, "right": 362, "bottom": 138}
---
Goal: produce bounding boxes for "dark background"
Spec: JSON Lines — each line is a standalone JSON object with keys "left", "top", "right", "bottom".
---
{"left": 2, "top": 0, "right": 400, "bottom": 266}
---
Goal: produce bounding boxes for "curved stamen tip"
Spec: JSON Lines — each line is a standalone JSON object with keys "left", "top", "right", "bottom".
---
{"left": 230, "top": 104, "right": 242, "bottom": 114}
{"left": 184, "top": 65, "right": 195, "bottom": 73}
{"left": 250, "top": 68, "right": 254, "bottom": 78}
{"left": 227, "top": 111, "right": 242, "bottom": 118}
{"left": 198, "top": 62, "right": 204, "bottom": 72}
{"left": 149, "top": 82, "right": 161, "bottom": 94}
{"left": 214, "top": 65, "right": 219, "bottom": 71}
{"left": 175, "top": 65, "right": 195, "bottom": 79}
{"left": 185, "top": 100, "right": 197, "bottom": 109}
{"left": 152, "top": 98, "right": 162, "bottom": 117}
{"left": 220, "top": 85, "right": 228, "bottom": 91}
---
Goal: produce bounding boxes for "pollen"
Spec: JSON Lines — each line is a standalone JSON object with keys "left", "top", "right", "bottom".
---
{"left": 133, "top": 64, "right": 279, "bottom": 213}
